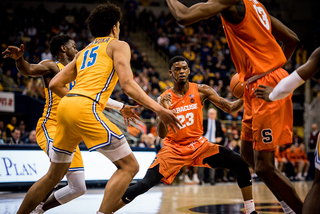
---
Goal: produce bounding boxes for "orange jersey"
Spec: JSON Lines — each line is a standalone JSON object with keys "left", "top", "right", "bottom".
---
{"left": 72, "top": 37, "right": 118, "bottom": 109}
{"left": 294, "top": 147, "right": 307, "bottom": 162}
{"left": 285, "top": 148, "right": 298, "bottom": 163}
{"left": 221, "top": 0, "right": 287, "bottom": 82}
{"left": 161, "top": 83, "right": 203, "bottom": 145}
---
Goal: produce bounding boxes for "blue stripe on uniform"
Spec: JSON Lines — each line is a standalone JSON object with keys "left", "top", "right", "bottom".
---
{"left": 42, "top": 89, "right": 53, "bottom": 156}
{"left": 68, "top": 167, "right": 85, "bottom": 171}
{"left": 89, "top": 69, "right": 124, "bottom": 151}
{"left": 95, "top": 68, "right": 115, "bottom": 102}
{"left": 52, "top": 146, "right": 73, "bottom": 155}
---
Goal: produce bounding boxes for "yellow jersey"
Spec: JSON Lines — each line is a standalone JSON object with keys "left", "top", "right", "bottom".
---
{"left": 41, "top": 62, "right": 75, "bottom": 122}
{"left": 71, "top": 37, "right": 118, "bottom": 109}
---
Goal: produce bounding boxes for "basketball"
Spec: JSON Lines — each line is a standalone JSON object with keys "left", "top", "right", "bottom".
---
{"left": 230, "top": 73, "right": 246, "bottom": 98}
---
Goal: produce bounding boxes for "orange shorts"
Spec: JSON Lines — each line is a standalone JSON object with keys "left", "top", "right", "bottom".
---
{"left": 149, "top": 136, "right": 219, "bottom": 185}
{"left": 241, "top": 68, "right": 293, "bottom": 151}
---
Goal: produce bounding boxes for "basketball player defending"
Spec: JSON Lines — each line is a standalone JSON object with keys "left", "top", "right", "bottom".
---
{"left": 2, "top": 35, "right": 140, "bottom": 213}
{"left": 113, "top": 56, "right": 258, "bottom": 214}
{"left": 14, "top": 4, "right": 181, "bottom": 214}
{"left": 166, "top": 0, "right": 302, "bottom": 213}
{"left": 254, "top": 47, "right": 320, "bottom": 214}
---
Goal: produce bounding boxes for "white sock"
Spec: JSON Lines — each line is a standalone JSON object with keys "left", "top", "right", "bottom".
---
{"left": 279, "top": 201, "right": 296, "bottom": 214}
{"left": 96, "top": 212, "right": 105, "bottom": 214}
{"left": 244, "top": 199, "right": 255, "bottom": 214}
{"left": 303, "top": 172, "right": 308, "bottom": 177}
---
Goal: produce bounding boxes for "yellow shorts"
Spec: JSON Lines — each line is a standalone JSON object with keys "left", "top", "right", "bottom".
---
{"left": 52, "top": 96, "right": 124, "bottom": 154}
{"left": 36, "top": 117, "right": 84, "bottom": 171}
{"left": 241, "top": 68, "right": 293, "bottom": 151}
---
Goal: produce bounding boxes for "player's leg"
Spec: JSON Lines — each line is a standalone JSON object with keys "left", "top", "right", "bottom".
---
{"left": 98, "top": 151, "right": 139, "bottom": 214}
{"left": 17, "top": 160, "right": 71, "bottom": 214}
{"left": 253, "top": 150, "right": 302, "bottom": 213}
{"left": 251, "top": 70, "right": 302, "bottom": 214}
{"left": 113, "top": 164, "right": 163, "bottom": 212}
{"left": 42, "top": 170, "right": 86, "bottom": 212}
{"left": 202, "top": 146, "right": 256, "bottom": 214}
{"left": 113, "top": 144, "right": 188, "bottom": 213}
{"left": 302, "top": 169, "right": 320, "bottom": 214}
{"left": 302, "top": 136, "right": 320, "bottom": 213}
{"left": 241, "top": 140, "right": 255, "bottom": 169}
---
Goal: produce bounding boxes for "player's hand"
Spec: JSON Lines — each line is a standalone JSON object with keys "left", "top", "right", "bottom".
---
{"left": 120, "top": 105, "right": 140, "bottom": 126}
{"left": 2, "top": 44, "right": 25, "bottom": 60}
{"left": 254, "top": 85, "right": 273, "bottom": 102}
{"left": 157, "top": 108, "right": 181, "bottom": 133}
{"left": 159, "top": 94, "right": 172, "bottom": 109}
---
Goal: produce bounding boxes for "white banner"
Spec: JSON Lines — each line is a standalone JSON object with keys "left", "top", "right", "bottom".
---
{"left": 0, "top": 92, "right": 15, "bottom": 112}
{"left": 0, "top": 150, "right": 156, "bottom": 183}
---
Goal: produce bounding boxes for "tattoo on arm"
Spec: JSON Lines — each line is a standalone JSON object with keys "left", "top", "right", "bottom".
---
{"left": 219, "top": 98, "right": 228, "bottom": 108}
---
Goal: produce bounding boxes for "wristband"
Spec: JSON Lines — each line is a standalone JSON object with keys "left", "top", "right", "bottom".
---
{"left": 269, "top": 70, "right": 305, "bottom": 101}
{"left": 106, "top": 98, "right": 124, "bottom": 110}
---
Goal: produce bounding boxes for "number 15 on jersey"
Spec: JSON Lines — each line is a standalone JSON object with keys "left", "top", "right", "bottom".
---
{"left": 80, "top": 46, "right": 99, "bottom": 70}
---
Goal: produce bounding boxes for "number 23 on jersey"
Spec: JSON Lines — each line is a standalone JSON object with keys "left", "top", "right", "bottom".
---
{"left": 177, "top": 112, "right": 194, "bottom": 129}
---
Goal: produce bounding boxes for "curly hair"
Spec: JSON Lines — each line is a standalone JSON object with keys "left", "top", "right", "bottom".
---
{"left": 87, "top": 3, "right": 122, "bottom": 38}
{"left": 49, "top": 35, "right": 72, "bottom": 56}
{"left": 169, "top": 56, "right": 189, "bottom": 69}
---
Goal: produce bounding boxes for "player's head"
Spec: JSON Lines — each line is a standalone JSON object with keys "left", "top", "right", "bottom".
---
{"left": 87, "top": 3, "right": 122, "bottom": 39}
{"left": 168, "top": 56, "right": 190, "bottom": 84}
{"left": 49, "top": 35, "right": 77, "bottom": 60}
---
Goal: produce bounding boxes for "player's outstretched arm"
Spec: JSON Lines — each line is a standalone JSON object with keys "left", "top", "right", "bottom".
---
{"left": 156, "top": 94, "right": 172, "bottom": 138}
{"left": 166, "top": 0, "right": 235, "bottom": 26}
{"left": 111, "top": 40, "right": 181, "bottom": 132}
{"left": 270, "top": 15, "right": 300, "bottom": 61}
{"left": 198, "top": 84, "right": 243, "bottom": 114}
{"left": 105, "top": 98, "right": 140, "bottom": 126}
{"left": 255, "top": 47, "right": 320, "bottom": 102}
{"left": 2, "top": 44, "right": 56, "bottom": 77}
{"left": 49, "top": 53, "right": 79, "bottom": 98}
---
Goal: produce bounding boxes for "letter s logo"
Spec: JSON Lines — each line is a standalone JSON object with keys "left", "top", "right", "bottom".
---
{"left": 262, "top": 129, "right": 273, "bottom": 143}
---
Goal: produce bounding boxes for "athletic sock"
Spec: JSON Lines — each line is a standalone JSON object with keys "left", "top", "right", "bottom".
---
{"left": 244, "top": 199, "right": 255, "bottom": 214}
{"left": 279, "top": 201, "right": 296, "bottom": 214}
{"left": 96, "top": 212, "right": 105, "bottom": 214}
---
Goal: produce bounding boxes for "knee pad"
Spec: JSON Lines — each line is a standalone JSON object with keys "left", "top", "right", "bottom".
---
{"left": 54, "top": 171, "right": 86, "bottom": 204}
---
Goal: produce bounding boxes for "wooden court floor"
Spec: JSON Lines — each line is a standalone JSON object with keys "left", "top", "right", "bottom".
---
{"left": 0, "top": 181, "right": 312, "bottom": 214}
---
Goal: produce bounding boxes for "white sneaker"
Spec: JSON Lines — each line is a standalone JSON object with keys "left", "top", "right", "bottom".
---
{"left": 30, "top": 203, "right": 44, "bottom": 214}
{"left": 184, "top": 175, "right": 193, "bottom": 184}
{"left": 192, "top": 174, "right": 200, "bottom": 184}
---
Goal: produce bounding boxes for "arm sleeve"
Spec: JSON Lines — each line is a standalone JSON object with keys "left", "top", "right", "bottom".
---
{"left": 105, "top": 98, "right": 124, "bottom": 110}
{"left": 269, "top": 70, "right": 305, "bottom": 101}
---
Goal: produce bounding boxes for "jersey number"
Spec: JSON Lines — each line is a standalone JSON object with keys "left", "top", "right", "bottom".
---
{"left": 262, "top": 129, "right": 273, "bottom": 143}
{"left": 253, "top": 5, "right": 270, "bottom": 30}
{"left": 80, "top": 46, "right": 99, "bottom": 70}
{"left": 177, "top": 112, "right": 194, "bottom": 129}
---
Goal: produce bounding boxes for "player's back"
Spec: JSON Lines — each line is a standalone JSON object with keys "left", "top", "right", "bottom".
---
{"left": 162, "top": 83, "right": 203, "bottom": 145}
{"left": 221, "top": 0, "right": 287, "bottom": 82}
{"left": 41, "top": 62, "right": 74, "bottom": 122}
{"left": 71, "top": 37, "right": 118, "bottom": 108}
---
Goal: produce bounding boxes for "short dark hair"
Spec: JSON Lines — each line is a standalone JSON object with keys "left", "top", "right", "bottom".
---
{"left": 169, "top": 56, "right": 188, "bottom": 69}
{"left": 87, "top": 3, "right": 122, "bottom": 38}
{"left": 49, "top": 35, "right": 72, "bottom": 56}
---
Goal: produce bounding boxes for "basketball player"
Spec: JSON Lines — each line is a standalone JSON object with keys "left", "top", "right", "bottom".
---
{"left": 15, "top": 3, "right": 180, "bottom": 214}
{"left": 166, "top": 0, "right": 302, "bottom": 213}
{"left": 2, "top": 35, "right": 140, "bottom": 214}
{"left": 254, "top": 47, "right": 320, "bottom": 214}
{"left": 112, "top": 56, "right": 258, "bottom": 214}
